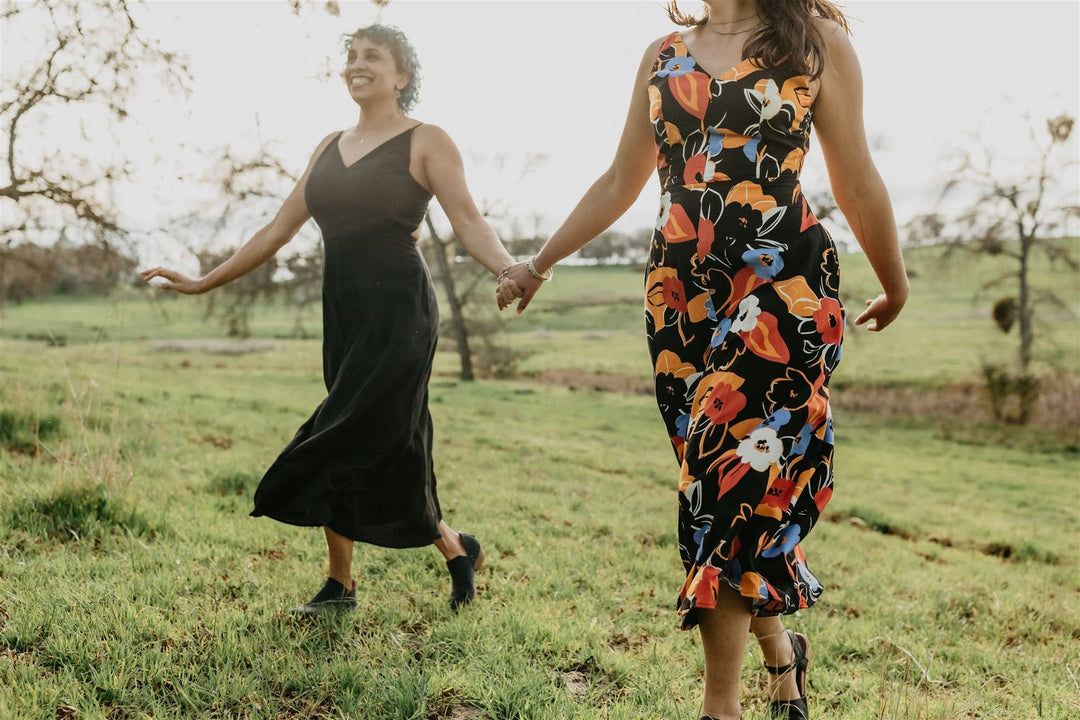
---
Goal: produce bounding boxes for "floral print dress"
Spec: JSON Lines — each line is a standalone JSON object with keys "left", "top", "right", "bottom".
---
{"left": 645, "top": 33, "right": 842, "bottom": 629}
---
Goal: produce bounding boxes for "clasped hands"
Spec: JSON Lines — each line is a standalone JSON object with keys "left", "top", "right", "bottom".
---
{"left": 495, "top": 258, "right": 549, "bottom": 313}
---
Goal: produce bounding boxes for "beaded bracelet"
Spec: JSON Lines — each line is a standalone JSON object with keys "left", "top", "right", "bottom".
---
{"left": 526, "top": 257, "right": 554, "bottom": 282}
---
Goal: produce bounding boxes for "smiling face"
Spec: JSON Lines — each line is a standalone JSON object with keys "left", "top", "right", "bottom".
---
{"left": 343, "top": 37, "right": 411, "bottom": 109}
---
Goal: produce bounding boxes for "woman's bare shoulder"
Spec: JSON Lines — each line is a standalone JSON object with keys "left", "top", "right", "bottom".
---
{"left": 310, "top": 131, "right": 340, "bottom": 158}
{"left": 813, "top": 16, "right": 856, "bottom": 59}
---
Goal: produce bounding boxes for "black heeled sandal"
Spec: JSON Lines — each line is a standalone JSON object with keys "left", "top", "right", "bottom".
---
{"left": 764, "top": 630, "right": 810, "bottom": 720}
{"left": 447, "top": 532, "right": 485, "bottom": 610}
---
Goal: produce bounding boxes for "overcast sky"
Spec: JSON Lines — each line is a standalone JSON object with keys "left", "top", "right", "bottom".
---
{"left": 5, "top": 0, "right": 1079, "bottom": 263}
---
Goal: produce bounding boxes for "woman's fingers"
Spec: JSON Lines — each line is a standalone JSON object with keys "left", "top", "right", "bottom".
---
{"left": 140, "top": 266, "right": 201, "bottom": 294}
{"left": 852, "top": 294, "right": 900, "bottom": 332}
{"left": 495, "top": 277, "right": 522, "bottom": 310}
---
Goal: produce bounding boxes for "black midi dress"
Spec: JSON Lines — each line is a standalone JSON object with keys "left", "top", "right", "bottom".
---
{"left": 251, "top": 126, "right": 443, "bottom": 549}
{"left": 646, "top": 34, "right": 842, "bottom": 628}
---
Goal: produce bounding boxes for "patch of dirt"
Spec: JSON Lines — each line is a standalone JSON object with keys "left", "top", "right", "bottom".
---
{"left": 552, "top": 657, "right": 622, "bottom": 699}
{"left": 831, "top": 514, "right": 1060, "bottom": 566}
{"left": 152, "top": 340, "right": 275, "bottom": 355}
{"left": 608, "top": 631, "right": 650, "bottom": 652}
{"left": 426, "top": 688, "right": 482, "bottom": 720}
{"left": 522, "top": 370, "right": 1077, "bottom": 441}
{"left": 560, "top": 670, "right": 590, "bottom": 698}
{"left": 832, "top": 373, "right": 1080, "bottom": 433}
{"left": 196, "top": 434, "right": 233, "bottom": 449}
{"left": 531, "top": 369, "right": 651, "bottom": 395}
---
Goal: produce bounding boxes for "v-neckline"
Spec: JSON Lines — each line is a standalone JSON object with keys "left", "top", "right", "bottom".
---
{"left": 673, "top": 31, "right": 757, "bottom": 81}
{"left": 336, "top": 124, "right": 420, "bottom": 169}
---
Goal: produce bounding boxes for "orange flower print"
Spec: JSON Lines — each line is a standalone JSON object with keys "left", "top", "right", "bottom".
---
{"left": 648, "top": 83, "right": 663, "bottom": 123}
{"left": 761, "top": 476, "right": 797, "bottom": 511}
{"left": 649, "top": 32, "right": 837, "bottom": 625}
{"left": 662, "top": 275, "right": 690, "bottom": 313}
{"left": 700, "top": 372, "right": 747, "bottom": 425}
{"left": 661, "top": 202, "right": 697, "bottom": 244}
{"left": 670, "top": 71, "right": 712, "bottom": 120}
{"left": 813, "top": 297, "right": 844, "bottom": 345}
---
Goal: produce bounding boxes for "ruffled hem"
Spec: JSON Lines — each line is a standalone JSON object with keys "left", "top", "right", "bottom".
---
{"left": 675, "top": 547, "right": 821, "bottom": 630}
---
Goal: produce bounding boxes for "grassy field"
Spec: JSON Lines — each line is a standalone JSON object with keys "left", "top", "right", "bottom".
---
{"left": 0, "top": 245, "right": 1078, "bottom": 719}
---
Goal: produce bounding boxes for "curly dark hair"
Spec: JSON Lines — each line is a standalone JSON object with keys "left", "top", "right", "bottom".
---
{"left": 666, "top": 0, "right": 850, "bottom": 79}
{"left": 345, "top": 24, "right": 422, "bottom": 113}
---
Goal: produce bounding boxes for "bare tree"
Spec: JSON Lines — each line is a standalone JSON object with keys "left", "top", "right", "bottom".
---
{"left": 424, "top": 216, "right": 477, "bottom": 380}
{"left": 0, "top": 0, "right": 188, "bottom": 266}
{"left": 945, "top": 114, "right": 1079, "bottom": 371}
{"left": 942, "top": 112, "right": 1079, "bottom": 422}
{"left": 164, "top": 141, "right": 322, "bottom": 338}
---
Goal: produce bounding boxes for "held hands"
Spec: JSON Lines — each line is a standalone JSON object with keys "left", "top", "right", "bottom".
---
{"left": 495, "top": 258, "right": 550, "bottom": 313}
{"left": 853, "top": 292, "right": 905, "bottom": 332}
{"left": 139, "top": 267, "right": 206, "bottom": 295}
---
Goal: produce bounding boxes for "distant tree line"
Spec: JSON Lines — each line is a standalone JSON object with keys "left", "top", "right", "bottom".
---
{"left": 0, "top": 240, "right": 136, "bottom": 303}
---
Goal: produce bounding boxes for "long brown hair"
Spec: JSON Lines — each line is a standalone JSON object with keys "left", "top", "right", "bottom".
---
{"left": 666, "top": 1, "right": 850, "bottom": 79}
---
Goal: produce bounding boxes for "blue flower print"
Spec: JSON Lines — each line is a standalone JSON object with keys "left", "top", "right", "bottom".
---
{"left": 742, "top": 246, "right": 785, "bottom": 280}
{"left": 760, "top": 408, "right": 791, "bottom": 431}
{"left": 794, "top": 558, "right": 822, "bottom": 594}
{"left": 762, "top": 523, "right": 802, "bottom": 559}
{"left": 742, "top": 135, "right": 761, "bottom": 163}
{"left": 793, "top": 423, "right": 814, "bottom": 455}
{"left": 693, "top": 524, "right": 712, "bottom": 561}
{"left": 710, "top": 317, "right": 732, "bottom": 348}
{"left": 675, "top": 413, "right": 690, "bottom": 440}
{"left": 823, "top": 417, "right": 834, "bottom": 445}
{"left": 707, "top": 126, "right": 725, "bottom": 157}
{"left": 657, "top": 56, "right": 697, "bottom": 78}
{"left": 704, "top": 295, "right": 717, "bottom": 321}
{"left": 724, "top": 557, "right": 744, "bottom": 585}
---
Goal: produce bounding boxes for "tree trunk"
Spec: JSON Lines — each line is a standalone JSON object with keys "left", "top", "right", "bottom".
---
{"left": 1018, "top": 230, "right": 1033, "bottom": 375}
{"left": 424, "top": 215, "right": 474, "bottom": 381}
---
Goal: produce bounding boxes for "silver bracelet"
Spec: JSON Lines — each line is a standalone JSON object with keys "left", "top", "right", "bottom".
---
{"left": 526, "top": 257, "right": 553, "bottom": 281}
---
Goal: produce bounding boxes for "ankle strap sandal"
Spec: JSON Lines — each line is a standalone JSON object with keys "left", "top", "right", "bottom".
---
{"left": 764, "top": 630, "right": 810, "bottom": 720}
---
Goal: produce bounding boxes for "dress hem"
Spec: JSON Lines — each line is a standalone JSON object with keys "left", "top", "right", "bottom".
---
{"left": 250, "top": 509, "right": 442, "bottom": 550}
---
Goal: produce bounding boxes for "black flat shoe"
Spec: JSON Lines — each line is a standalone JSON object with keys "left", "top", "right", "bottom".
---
{"left": 290, "top": 577, "right": 357, "bottom": 616}
{"left": 447, "top": 532, "right": 485, "bottom": 610}
{"left": 765, "top": 630, "right": 810, "bottom": 720}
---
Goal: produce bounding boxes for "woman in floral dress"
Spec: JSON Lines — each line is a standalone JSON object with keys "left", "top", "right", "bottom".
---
{"left": 498, "top": 1, "right": 908, "bottom": 718}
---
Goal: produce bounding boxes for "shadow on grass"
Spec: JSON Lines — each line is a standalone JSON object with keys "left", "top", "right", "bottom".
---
{"left": 0, "top": 409, "right": 62, "bottom": 455}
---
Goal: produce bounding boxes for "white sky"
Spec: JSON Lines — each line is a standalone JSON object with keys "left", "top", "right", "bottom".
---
{"left": 5, "top": 0, "right": 1080, "bottom": 263}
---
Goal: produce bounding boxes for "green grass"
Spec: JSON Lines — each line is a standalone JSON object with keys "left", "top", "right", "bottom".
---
{"left": 0, "top": 249, "right": 1078, "bottom": 719}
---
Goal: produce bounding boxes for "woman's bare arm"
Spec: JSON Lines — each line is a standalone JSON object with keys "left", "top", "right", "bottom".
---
{"left": 141, "top": 132, "right": 336, "bottom": 294}
{"left": 813, "top": 21, "right": 908, "bottom": 330}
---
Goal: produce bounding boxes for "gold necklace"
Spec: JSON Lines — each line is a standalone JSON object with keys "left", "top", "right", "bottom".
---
{"left": 708, "top": 13, "right": 758, "bottom": 26}
{"left": 705, "top": 13, "right": 761, "bottom": 36}
{"left": 703, "top": 23, "right": 761, "bottom": 36}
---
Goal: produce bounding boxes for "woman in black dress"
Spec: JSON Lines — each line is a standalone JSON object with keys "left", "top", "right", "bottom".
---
{"left": 142, "top": 25, "right": 514, "bottom": 614}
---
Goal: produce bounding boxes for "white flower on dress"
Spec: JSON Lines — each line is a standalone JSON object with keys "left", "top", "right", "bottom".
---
{"left": 656, "top": 192, "right": 672, "bottom": 230}
{"left": 730, "top": 295, "right": 762, "bottom": 334}
{"left": 736, "top": 426, "right": 783, "bottom": 472}
{"left": 757, "top": 79, "right": 782, "bottom": 121}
